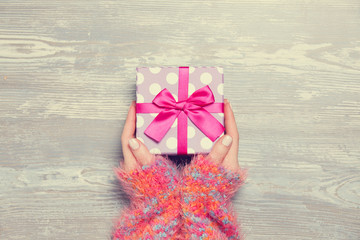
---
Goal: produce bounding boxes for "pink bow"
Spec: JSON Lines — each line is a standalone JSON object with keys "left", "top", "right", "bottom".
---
{"left": 144, "top": 85, "right": 225, "bottom": 143}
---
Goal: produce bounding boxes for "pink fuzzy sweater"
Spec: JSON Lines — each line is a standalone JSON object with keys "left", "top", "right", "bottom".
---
{"left": 112, "top": 154, "right": 247, "bottom": 239}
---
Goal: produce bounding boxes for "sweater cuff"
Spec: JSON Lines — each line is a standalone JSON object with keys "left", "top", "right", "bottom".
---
{"left": 180, "top": 154, "right": 247, "bottom": 240}
{"left": 112, "top": 156, "right": 182, "bottom": 240}
{"left": 182, "top": 154, "right": 247, "bottom": 200}
{"left": 114, "top": 155, "right": 179, "bottom": 204}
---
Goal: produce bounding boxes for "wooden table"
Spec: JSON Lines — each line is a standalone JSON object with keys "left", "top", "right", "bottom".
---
{"left": 1, "top": 1, "right": 359, "bottom": 239}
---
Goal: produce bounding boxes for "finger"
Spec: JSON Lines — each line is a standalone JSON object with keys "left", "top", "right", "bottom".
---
{"left": 128, "top": 138, "right": 155, "bottom": 166}
{"left": 206, "top": 134, "right": 233, "bottom": 164}
{"left": 121, "top": 101, "right": 138, "bottom": 171}
{"left": 222, "top": 99, "right": 240, "bottom": 170}
{"left": 122, "top": 101, "right": 136, "bottom": 140}
{"left": 224, "top": 99, "right": 239, "bottom": 141}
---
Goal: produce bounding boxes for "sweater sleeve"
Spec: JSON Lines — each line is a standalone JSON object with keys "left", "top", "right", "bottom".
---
{"left": 112, "top": 156, "right": 182, "bottom": 240}
{"left": 180, "top": 154, "right": 247, "bottom": 240}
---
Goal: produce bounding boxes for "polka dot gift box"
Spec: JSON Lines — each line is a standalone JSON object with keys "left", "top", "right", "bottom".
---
{"left": 136, "top": 66, "right": 225, "bottom": 155}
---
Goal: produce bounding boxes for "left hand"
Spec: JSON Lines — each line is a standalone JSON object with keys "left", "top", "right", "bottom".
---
{"left": 120, "top": 100, "right": 154, "bottom": 172}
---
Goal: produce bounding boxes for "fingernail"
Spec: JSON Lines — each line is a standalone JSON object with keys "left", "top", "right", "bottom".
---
{"left": 222, "top": 135, "right": 233, "bottom": 147}
{"left": 129, "top": 101, "right": 135, "bottom": 110}
{"left": 228, "top": 101, "right": 232, "bottom": 110}
{"left": 129, "top": 138, "right": 139, "bottom": 150}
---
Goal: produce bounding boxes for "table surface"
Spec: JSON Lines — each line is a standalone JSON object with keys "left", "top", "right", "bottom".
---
{"left": 1, "top": 1, "right": 359, "bottom": 239}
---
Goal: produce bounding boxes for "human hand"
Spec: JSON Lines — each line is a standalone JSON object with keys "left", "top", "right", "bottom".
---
{"left": 121, "top": 98, "right": 239, "bottom": 172}
{"left": 117, "top": 100, "right": 180, "bottom": 207}
{"left": 120, "top": 100, "right": 155, "bottom": 172}
{"left": 206, "top": 98, "right": 240, "bottom": 171}
{"left": 113, "top": 99, "right": 245, "bottom": 239}
{"left": 179, "top": 99, "right": 245, "bottom": 239}
{"left": 113, "top": 101, "right": 182, "bottom": 239}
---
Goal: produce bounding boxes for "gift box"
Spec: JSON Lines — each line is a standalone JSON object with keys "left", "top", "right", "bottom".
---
{"left": 135, "top": 66, "right": 225, "bottom": 155}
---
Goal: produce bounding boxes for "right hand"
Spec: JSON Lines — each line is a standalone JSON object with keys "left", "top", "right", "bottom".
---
{"left": 206, "top": 98, "right": 240, "bottom": 171}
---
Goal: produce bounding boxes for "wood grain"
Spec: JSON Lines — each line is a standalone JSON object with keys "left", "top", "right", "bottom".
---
{"left": 1, "top": 0, "right": 359, "bottom": 239}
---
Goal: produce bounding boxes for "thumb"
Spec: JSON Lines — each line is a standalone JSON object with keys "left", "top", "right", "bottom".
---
{"left": 205, "top": 135, "right": 233, "bottom": 164}
{"left": 128, "top": 138, "right": 155, "bottom": 166}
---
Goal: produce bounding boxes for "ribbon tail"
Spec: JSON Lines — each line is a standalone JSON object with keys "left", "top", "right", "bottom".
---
{"left": 186, "top": 108, "right": 225, "bottom": 142}
{"left": 144, "top": 109, "right": 180, "bottom": 142}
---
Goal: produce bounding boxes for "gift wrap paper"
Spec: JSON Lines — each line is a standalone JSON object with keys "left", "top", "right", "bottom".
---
{"left": 135, "top": 67, "right": 225, "bottom": 155}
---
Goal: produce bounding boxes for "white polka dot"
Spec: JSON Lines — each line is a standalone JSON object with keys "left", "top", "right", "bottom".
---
{"left": 200, "top": 137, "right": 213, "bottom": 150}
{"left": 189, "top": 67, "right": 195, "bottom": 74}
{"left": 136, "top": 115, "right": 144, "bottom": 128}
{"left": 200, "top": 72, "right": 212, "bottom": 85}
{"left": 149, "top": 148, "right": 161, "bottom": 154}
{"left": 217, "top": 83, "right": 224, "bottom": 95}
{"left": 188, "top": 83, "right": 195, "bottom": 96}
{"left": 150, "top": 113, "right": 158, "bottom": 117}
{"left": 166, "top": 72, "right": 178, "bottom": 85}
{"left": 187, "top": 148, "right": 195, "bottom": 154}
{"left": 137, "top": 73, "right": 144, "bottom": 85}
{"left": 172, "top": 94, "right": 178, "bottom": 102}
{"left": 137, "top": 94, "right": 144, "bottom": 103}
{"left": 137, "top": 137, "right": 144, "bottom": 143}
{"left": 166, "top": 137, "right": 177, "bottom": 149}
{"left": 149, "top": 67, "right": 161, "bottom": 74}
{"left": 187, "top": 126, "right": 195, "bottom": 138}
{"left": 171, "top": 119, "right": 177, "bottom": 128}
{"left": 216, "top": 67, "right": 223, "bottom": 74}
{"left": 149, "top": 83, "right": 162, "bottom": 95}
{"left": 218, "top": 113, "right": 224, "bottom": 117}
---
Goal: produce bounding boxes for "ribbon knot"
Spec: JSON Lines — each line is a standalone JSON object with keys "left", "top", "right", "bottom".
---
{"left": 174, "top": 100, "right": 186, "bottom": 110}
{"left": 144, "top": 85, "right": 225, "bottom": 144}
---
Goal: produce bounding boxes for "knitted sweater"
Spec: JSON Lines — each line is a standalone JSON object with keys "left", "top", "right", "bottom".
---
{"left": 112, "top": 154, "right": 247, "bottom": 240}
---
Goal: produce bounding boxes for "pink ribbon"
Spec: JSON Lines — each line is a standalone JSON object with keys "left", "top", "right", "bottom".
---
{"left": 136, "top": 67, "right": 224, "bottom": 154}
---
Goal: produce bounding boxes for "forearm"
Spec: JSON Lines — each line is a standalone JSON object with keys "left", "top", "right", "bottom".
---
{"left": 112, "top": 156, "right": 182, "bottom": 240}
{"left": 180, "top": 154, "right": 247, "bottom": 240}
